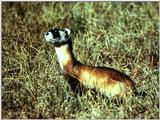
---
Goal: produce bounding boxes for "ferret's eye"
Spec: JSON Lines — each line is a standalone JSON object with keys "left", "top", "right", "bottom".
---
{"left": 45, "top": 32, "right": 49, "bottom": 36}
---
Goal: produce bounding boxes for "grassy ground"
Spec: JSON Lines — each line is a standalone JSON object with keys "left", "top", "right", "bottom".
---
{"left": 2, "top": 2, "right": 159, "bottom": 119}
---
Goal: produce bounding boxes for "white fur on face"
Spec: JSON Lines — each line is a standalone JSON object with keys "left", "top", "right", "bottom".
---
{"left": 59, "top": 31, "right": 66, "bottom": 41}
{"left": 45, "top": 32, "right": 54, "bottom": 43}
{"left": 44, "top": 28, "right": 71, "bottom": 43}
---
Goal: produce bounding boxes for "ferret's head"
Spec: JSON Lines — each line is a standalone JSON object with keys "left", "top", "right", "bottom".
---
{"left": 44, "top": 28, "right": 71, "bottom": 46}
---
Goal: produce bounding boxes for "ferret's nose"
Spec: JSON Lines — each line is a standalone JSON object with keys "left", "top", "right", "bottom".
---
{"left": 45, "top": 32, "right": 49, "bottom": 36}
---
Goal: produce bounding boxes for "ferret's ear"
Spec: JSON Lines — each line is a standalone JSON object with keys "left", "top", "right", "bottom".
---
{"left": 64, "top": 28, "right": 71, "bottom": 35}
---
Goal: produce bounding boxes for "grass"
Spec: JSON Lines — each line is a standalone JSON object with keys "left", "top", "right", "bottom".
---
{"left": 2, "top": 2, "right": 159, "bottom": 119}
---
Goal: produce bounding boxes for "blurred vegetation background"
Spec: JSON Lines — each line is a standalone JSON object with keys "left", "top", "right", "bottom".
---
{"left": 2, "top": 2, "right": 159, "bottom": 119}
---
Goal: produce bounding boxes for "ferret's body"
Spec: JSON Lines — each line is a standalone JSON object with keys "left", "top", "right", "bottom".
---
{"left": 55, "top": 43, "right": 134, "bottom": 97}
{"left": 45, "top": 28, "right": 134, "bottom": 98}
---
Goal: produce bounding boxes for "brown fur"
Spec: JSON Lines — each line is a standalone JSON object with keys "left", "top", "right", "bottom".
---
{"left": 54, "top": 38, "right": 134, "bottom": 97}
{"left": 64, "top": 63, "right": 134, "bottom": 97}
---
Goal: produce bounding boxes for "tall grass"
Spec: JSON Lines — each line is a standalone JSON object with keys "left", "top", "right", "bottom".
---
{"left": 2, "top": 2, "right": 159, "bottom": 119}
